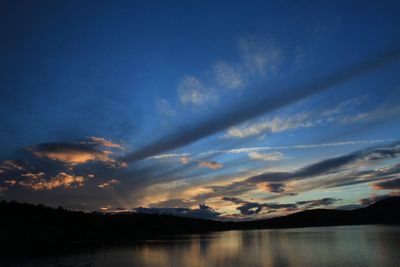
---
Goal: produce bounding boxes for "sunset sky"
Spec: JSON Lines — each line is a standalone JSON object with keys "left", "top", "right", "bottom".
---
{"left": 1, "top": 0, "right": 400, "bottom": 220}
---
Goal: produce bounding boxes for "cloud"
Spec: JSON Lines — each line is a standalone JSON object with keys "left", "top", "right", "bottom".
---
{"left": 222, "top": 196, "right": 340, "bottom": 215}
{"left": 195, "top": 139, "right": 389, "bottom": 156}
{"left": 225, "top": 94, "right": 373, "bottom": 138}
{"left": 19, "top": 172, "right": 85, "bottom": 190}
{"left": 0, "top": 160, "right": 24, "bottom": 172}
{"left": 359, "top": 192, "right": 400, "bottom": 206}
{"left": 247, "top": 142, "right": 400, "bottom": 184}
{"left": 4, "top": 180, "right": 17, "bottom": 186}
{"left": 123, "top": 47, "right": 400, "bottom": 162}
{"left": 340, "top": 105, "right": 400, "bottom": 124}
{"left": 88, "top": 136, "right": 123, "bottom": 149}
{"left": 372, "top": 178, "right": 400, "bottom": 190}
{"left": 198, "top": 161, "right": 223, "bottom": 170}
{"left": 148, "top": 153, "right": 221, "bottom": 170}
{"left": 100, "top": 205, "right": 112, "bottom": 212}
{"left": 157, "top": 98, "right": 176, "bottom": 116}
{"left": 213, "top": 61, "right": 244, "bottom": 89}
{"left": 221, "top": 197, "right": 297, "bottom": 215}
{"left": 258, "top": 182, "right": 286, "bottom": 193}
{"left": 21, "top": 172, "right": 45, "bottom": 179}
{"left": 148, "top": 153, "right": 191, "bottom": 160}
{"left": 205, "top": 181, "right": 257, "bottom": 200}
{"left": 134, "top": 203, "right": 220, "bottom": 220}
{"left": 149, "top": 198, "right": 195, "bottom": 208}
{"left": 193, "top": 142, "right": 400, "bottom": 201}
{"left": 30, "top": 142, "right": 116, "bottom": 165}
{"left": 178, "top": 76, "right": 217, "bottom": 106}
{"left": 321, "top": 163, "right": 400, "bottom": 189}
{"left": 180, "top": 156, "right": 190, "bottom": 164}
{"left": 322, "top": 95, "right": 368, "bottom": 117}
{"left": 226, "top": 112, "right": 313, "bottom": 138}
{"left": 98, "top": 179, "right": 120, "bottom": 189}
{"left": 248, "top": 152, "right": 286, "bottom": 161}
{"left": 238, "top": 38, "right": 281, "bottom": 76}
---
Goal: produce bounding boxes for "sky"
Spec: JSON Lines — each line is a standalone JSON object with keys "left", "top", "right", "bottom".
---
{"left": 1, "top": 0, "right": 400, "bottom": 220}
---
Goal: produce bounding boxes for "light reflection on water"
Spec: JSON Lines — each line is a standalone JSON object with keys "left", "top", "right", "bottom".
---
{"left": 3, "top": 225, "right": 400, "bottom": 267}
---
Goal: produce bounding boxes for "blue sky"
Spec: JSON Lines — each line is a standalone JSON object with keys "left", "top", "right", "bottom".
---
{"left": 1, "top": 0, "right": 400, "bottom": 219}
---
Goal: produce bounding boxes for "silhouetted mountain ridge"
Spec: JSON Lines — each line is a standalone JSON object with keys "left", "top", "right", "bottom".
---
{"left": 239, "top": 197, "right": 400, "bottom": 229}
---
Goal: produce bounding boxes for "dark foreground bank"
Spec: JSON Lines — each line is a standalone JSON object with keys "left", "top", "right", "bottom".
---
{"left": 1, "top": 197, "right": 400, "bottom": 257}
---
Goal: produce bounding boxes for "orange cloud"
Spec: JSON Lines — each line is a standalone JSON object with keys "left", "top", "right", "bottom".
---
{"left": 21, "top": 172, "right": 45, "bottom": 179}
{"left": 88, "top": 136, "right": 123, "bottom": 149}
{"left": 180, "top": 156, "right": 190, "bottom": 164}
{"left": 33, "top": 149, "right": 113, "bottom": 164}
{"left": 0, "top": 160, "right": 24, "bottom": 171}
{"left": 258, "top": 182, "right": 285, "bottom": 193}
{"left": 29, "top": 142, "right": 119, "bottom": 166}
{"left": 4, "top": 180, "right": 17, "bottom": 186}
{"left": 98, "top": 179, "right": 120, "bottom": 189}
{"left": 248, "top": 152, "right": 285, "bottom": 161}
{"left": 198, "top": 161, "right": 223, "bottom": 170}
{"left": 117, "top": 161, "right": 128, "bottom": 168}
{"left": 372, "top": 178, "right": 400, "bottom": 190}
{"left": 19, "top": 172, "right": 86, "bottom": 190}
{"left": 100, "top": 205, "right": 112, "bottom": 211}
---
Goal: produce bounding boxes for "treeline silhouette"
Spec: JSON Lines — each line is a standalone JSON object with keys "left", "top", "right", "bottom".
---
{"left": 1, "top": 197, "right": 400, "bottom": 257}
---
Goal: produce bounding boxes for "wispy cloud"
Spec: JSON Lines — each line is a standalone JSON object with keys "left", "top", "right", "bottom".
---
{"left": 224, "top": 95, "right": 371, "bottom": 139}
{"left": 124, "top": 48, "right": 400, "bottom": 162}
{"left": 198, "top": 161, "right": 223, "bottom": 170}
{"left": 98, "top": 179, "right": 120, "bottom": 189}
{"left": 322, "top": 95, "right": 368, "bottom": 117}
{"left": 29, "top": 138, "right": 127, "bottom": 168}
{"left": 210, "top": 139, "right": 390, "bottom": 155}
{"left": 157, "top": 98, "right": 176, "bottom": 116}
{"left": 372, "top": 178, "right": 400, "bottom": 190}
{"left": 247, "top": 142, "right": 400, "bottom": 184}
{"left": 340, "top": 105, "right": 400, "bottom": 124}
{"left": 19, "top": 172, "right": 86, "bottom": 191}
{"left": 147, "top": 153, "right": 191, "bottom": 160}
{"left": 178, "top": 76, "right": 218, "bottom": 106}
{"left": 221, "top": 196, "right": 339, "bottom": 216}
{"left": 147, "top": 153, "right": 223, "bottom": 170}
{"left": 4, "top": 180, "right": 17, "bottom": 186}
{"left": 213, "top": 61, "right": 244, "bottom": 90}
{"left": 88, "top": 136, "right": 123, "bottom": 149}
{"left": 258, "top": 182, "right": 286, "bottom": 193}
{"left": 176, "top": 38, "right": 281, "bottom": 109}
{"left": 248, "top": 151, "right": 286, "bottom": 161}
{"left": 189, "top": 142, "right": 400, "bottom": 202}
{"left": 0, "top": 160, "right": 24, "bottom": 172}
{"left": 21, "top": 172, "right": 45, "bottom": 179}
{"left": 225, "top": 112, "right": 312, "bottom": 138}
{"left": 238, "top": 38, "right": 282, "bottom": 77}
{"left": 359, "top": 192, "right": 400, "bottom": 205}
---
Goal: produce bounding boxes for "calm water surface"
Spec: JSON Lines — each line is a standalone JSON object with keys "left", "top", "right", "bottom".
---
{"left": 3, "top": 225, "right": 400, "bottom": 267}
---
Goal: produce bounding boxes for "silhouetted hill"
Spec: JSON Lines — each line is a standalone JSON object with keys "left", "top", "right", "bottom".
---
{"left": 1, "top": 197, "right": 400, "bottom": 257}
{"left": 0, "top": 200, "right": 226, "bottom": 256}
{"left": 237, "top": 196, "right": 400, "bottom": 229}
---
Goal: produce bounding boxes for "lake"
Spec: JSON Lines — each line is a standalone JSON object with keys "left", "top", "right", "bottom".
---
{"left": 2, "top": 225, "right": 400, "bottom": 267}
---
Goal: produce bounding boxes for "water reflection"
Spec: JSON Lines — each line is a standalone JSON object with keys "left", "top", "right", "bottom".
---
{"left": 3, "top": 225, "right": 400, "bottom": 267}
